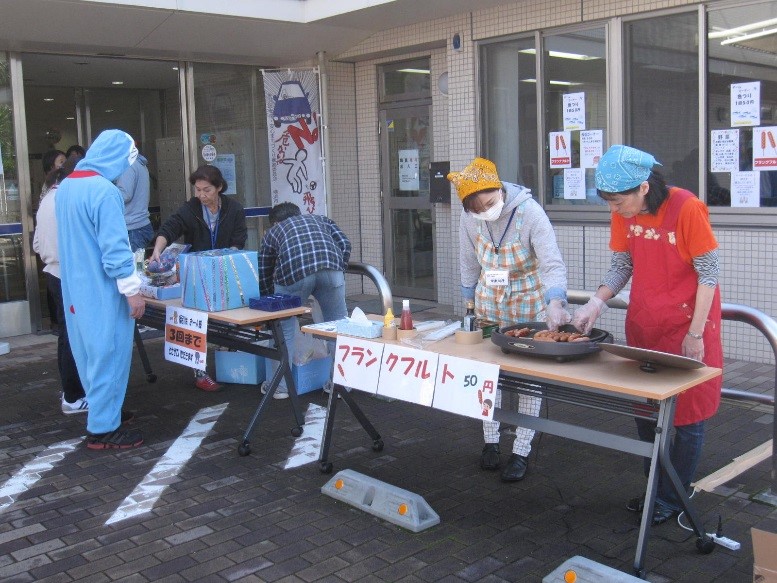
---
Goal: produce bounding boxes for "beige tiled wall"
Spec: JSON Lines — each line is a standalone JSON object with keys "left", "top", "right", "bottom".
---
{"left": 327, "top": 0, "right": 777, "bottom": 363}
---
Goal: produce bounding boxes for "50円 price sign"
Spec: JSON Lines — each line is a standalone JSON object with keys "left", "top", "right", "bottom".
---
{"left": 165, "top": 305, "right": 208, "bottom": 371}
{"left": 431, "top": 355, "right": 500, "bottom": 421}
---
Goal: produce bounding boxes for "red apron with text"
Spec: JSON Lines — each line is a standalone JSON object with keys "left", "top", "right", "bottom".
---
{"left": 624, "top": 188, "right": 723, "bottom": 426}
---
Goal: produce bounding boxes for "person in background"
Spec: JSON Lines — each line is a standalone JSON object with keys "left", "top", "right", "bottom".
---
{"left": 116, "top": 148, "right": 153, "bottom": 251}
{"left": 573, "top": 144, "right": 722, "bottom": 525}
{"left": 448, "top": 157, "right": 571, "bottom": 483}
{"left": 33, "top": 162, "right": 87, "bottom": 415}
{"left": 257, "top": 202, "right": 351, "bottom": 399}
{"left": 56, "top": 129, "right": 145, "bottom": 449}
{"left": 149, "top": 164, "right": 247, "bottom": 392}
{"left": 65, "top": 144, "right": 86, "bottom": 164}
{"left": 40, "top": 149, "right": 67, "bottom": 332}
{"left": 42, "top": 149, "right": 66, "bottom": 174}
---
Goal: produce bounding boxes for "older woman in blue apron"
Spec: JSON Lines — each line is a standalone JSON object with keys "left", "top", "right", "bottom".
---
{"left": 448, "top": 158, "right": 571, "bottom": 482}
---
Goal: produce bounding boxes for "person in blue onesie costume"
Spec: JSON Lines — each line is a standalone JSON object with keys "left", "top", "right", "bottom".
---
{"left": 56, "top": 129, "right": 146, "bottom": 450}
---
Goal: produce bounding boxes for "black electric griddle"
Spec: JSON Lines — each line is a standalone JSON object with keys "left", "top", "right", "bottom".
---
{"left": 491, "top": 322, "right": 613, "bottom": 363}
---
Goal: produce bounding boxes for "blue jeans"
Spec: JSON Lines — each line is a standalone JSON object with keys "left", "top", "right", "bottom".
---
{"left": 635, "top": 417, "right": 705, "bottom": 511}
{"left": 128, "top": 223, "right": 154, "bottom": 252}
{"left": 272, "top": 269, "right": 347, "bottom": 390}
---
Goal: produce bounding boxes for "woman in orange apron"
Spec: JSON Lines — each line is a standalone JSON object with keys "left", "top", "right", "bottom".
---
{"left": 449, "top": 158, "right": 571, "bottom": 483}
{"left": 573, "top": 145, "right": 722, "bottom": 525}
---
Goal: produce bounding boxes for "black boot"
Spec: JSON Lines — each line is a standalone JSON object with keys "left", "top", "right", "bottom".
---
{"left": 500, "top": 453, "right": 528, "bottom": 482}
{"left": 480, "top": 443, "right": 501, "bottom": 470}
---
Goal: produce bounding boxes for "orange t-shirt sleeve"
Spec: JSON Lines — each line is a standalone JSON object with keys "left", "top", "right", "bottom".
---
{"left": 675, "top": 196, "right": 718, "bottom": 262}
{"left": 609, "top": 212, "right": 629, "bottom": 252}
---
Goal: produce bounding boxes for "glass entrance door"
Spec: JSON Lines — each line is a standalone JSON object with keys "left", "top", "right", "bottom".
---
{"left": 21, "top": 54, "right": 183, "bottom": 332}
{"left": 379, "top": 104, "right": 435, "bottom": 300}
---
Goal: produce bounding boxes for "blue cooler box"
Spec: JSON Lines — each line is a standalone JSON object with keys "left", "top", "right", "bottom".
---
{"left": 180, "top": 249, "right": 260, "bottom": 312}
{"left": 215, "top": 350, "right": 266, "bottom": 385}
{"left": 267, "top": 354, "right": 333, "bottom": 395}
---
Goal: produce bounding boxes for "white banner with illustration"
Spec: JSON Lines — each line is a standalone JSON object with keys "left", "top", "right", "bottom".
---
{"left": 262, "top": 68, "right": 327, "bottom": 215}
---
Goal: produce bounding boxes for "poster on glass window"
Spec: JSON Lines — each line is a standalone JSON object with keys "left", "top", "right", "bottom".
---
{"left": 262, "top": 68, "right": 327, "bottom": 215}
{"left": 730, "top": 82, "right": 760, "bottom": 127}
{"left": 753, "top": 127, "right": 777, "bottom": 169}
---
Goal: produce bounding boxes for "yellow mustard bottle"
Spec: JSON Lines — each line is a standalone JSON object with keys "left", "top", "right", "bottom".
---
{"left": 384, "top": 308, "right": 396, "bottom": 328}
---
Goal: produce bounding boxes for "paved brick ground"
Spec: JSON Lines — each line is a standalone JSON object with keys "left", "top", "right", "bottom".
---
{"left": 0, "top": 315, "right": 774, "bottom": 582}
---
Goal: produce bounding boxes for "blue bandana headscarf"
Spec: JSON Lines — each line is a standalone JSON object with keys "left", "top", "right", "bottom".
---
{"left": 595, "top": 145, "right": 662, "bottom": 193}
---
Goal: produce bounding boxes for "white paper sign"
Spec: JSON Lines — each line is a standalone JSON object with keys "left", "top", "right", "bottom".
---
{"left": 399, "top": 149, "right": 420, "bottom": 191}
{"left": 580, "top": 130, "right": 603, "bottom": 169}
{"left": 753, "top": 126, "right": 777, "bottom": 170}
{"left": 376, "top": 344, "right": 439, "bottom": 406}
{"left": 730, "top": 171, "right": 759, "bottom": 207}
{"left": 164, "top": 306, "right": 208, "bottom": 371}
{"left": 563, "top": 168, "right": 586, "bottom": 200}
{"left": 564, "top": 168, "right": 585, "bottom": 200}
{"left": 731, "top": 81, "right": 761, "bottom": 127}
{"left": 332, "top": 335, "right": 385, "bottom": 393}
{"left": 549, "top": 131, "right": 572, "bottom": 168}
{"left": 563, "top": 92, "right": 586, "bottom": 131}
{"left": 710, "top": 129, "right": 740, "bottom": 172}
{"left": 431, "top": 356, "right": 500, "bottom": 421}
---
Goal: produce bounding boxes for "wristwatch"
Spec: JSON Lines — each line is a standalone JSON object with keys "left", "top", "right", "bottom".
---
{"left": 686, "top": 330, "right": 703, "bottom": 340}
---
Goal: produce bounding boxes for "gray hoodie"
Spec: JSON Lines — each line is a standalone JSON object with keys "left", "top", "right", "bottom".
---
{"left": 459, "top": 181, "right": 567, "bottom": 305}
{"left": 116, "top": 154, "right": 151, "bottom": 230}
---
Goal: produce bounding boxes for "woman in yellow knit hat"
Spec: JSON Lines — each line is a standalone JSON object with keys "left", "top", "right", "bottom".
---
{"left": 448, "top": 157, "right": 570, "bottom": 482}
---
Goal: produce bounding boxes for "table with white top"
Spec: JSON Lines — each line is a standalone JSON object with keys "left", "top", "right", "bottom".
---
{"left": 302, "top": 324, "right": 722, "bottom": 578}
{"left": 139, "top": 298, "right": 310, "bottom": 456}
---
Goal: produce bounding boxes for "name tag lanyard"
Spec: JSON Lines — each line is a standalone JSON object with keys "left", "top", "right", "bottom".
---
{"left": 204, "top": 205, "right": 220, "bottom": 249}
{"left": 485, "top": 207, "right": 517, "bottom": 254}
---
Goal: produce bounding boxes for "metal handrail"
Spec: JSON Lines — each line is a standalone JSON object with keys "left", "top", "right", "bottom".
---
{"left": 569, "top": 288, "right": 777, "bottom": 501}
{"left": 346, "top": 261, "right": 393, "bottom": 314}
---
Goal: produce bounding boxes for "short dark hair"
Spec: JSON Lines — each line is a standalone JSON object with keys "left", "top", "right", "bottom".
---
{"left": 597, "top": 170, "right": 669, "bottom": 215}
{"left": 189, "top": 165, "right": 227, "bottom": 194}
{"left": 42, "top": 149, "right": 66, "bottom": 174}
{"left": 65, "top": 145, "right": 86, "bottom": 159}
{"left": 269, "top": 202, "right": 301, "bottom": 225}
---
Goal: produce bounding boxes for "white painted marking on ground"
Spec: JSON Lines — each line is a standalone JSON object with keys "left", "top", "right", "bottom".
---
{"left": 284, "top": 403, "right": 327, "bottom": 469}
{"left": 0, "top": 437, "right": 83, "bottom": 513}
{"left": 106, "top": 403, "right": 228, "bottom": 525}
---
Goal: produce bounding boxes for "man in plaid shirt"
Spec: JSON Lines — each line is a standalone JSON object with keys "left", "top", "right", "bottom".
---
{"left": 258, "top": 202, "right": 351, "bottom": 398}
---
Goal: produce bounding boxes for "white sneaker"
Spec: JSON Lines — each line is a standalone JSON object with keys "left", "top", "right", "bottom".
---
{"left": 61, "top": 394, "right": 89, "bottom": 415}
{"left": 260, "top": 382, "right": 289, "bottom": 399}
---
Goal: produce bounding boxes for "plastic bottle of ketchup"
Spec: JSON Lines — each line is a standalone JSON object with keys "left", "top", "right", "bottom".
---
{"left": 399, "top": 299, "right": 414, "bottom": 330}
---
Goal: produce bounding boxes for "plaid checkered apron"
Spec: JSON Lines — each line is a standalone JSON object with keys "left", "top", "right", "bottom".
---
{"left": 473, "top": 209, "right": 544, "bottom": 456}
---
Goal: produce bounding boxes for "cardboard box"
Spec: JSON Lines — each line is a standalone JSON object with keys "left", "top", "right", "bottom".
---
{"left": 180, "top": 250, "right": 260, "bottom": 312}
{"left": 753, "top": 528, "right": 777, "bottom": 582}
{"left": 139, "top": 283, "right": 181, "bottom": 300}
{"left": 215, "top": 350, "right": 266, "bottom": 385}
{"left": 267, "top": 354, "right": 333, "bottom": 395}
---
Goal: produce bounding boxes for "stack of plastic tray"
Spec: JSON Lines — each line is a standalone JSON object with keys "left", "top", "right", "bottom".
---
{"left": 249, "top": 294, "right": 302, "bottom": 311}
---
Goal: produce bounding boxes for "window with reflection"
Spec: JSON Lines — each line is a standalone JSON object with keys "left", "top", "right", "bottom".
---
{"left": 480, "top": 38, "right": 539, "bottom": 193}
{"left": 380, "top": 59, "right": 431, "bottom": 101}
{"left": 542, "top": 28, "right": 607, "bottom": 206}
{"left": 0, "top": 52, "right": 26, "bottom": 303}
{"left": 625, "top": 12, "right": 700, "bottom": 196}
{"left": 708, "top": 1, "right": 777, "bottom": 208}
{"left": 192, "top": 63, "right": 271, "bottom": 249}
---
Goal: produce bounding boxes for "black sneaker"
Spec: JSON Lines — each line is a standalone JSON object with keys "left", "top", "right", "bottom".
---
{"left": 86, "top": 428, "right": 143, "bottom": 450}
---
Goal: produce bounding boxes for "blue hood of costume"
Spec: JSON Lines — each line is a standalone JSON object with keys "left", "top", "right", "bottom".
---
{"left": 76, "top": 129, "right": 138, "bottom": 182}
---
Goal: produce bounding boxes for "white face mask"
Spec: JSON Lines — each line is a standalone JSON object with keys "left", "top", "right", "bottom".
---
{"left": 473, "top": 198, "right": 504, "bottom": 222}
